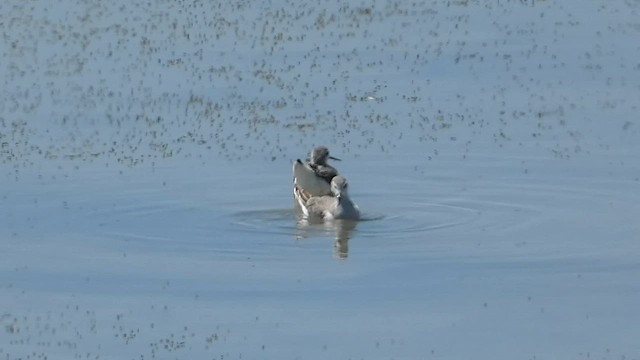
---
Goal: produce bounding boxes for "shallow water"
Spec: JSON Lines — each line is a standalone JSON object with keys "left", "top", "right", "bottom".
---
{"left": 2, "top": 0, "right": 640, "bottom": 359}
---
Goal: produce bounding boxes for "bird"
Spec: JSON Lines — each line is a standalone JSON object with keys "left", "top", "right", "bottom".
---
{"left": 307, "top": 146, "right": 340, "bottom": 184}
{"left": 292, "top": 146, "right": 341, "bottom": 197}
{"left": 294, "top": 175, "right": 361, "bottom": 220}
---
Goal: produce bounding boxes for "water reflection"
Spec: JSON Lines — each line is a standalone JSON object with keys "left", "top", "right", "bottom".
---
{"left": 295, "top": 217, "right": 359, "bottom": 260}
{"left": 333, "top": 220, "right": 358, "bottom": 259}
{"left": 232, "top": 206, "right": 364, "bottom": 259}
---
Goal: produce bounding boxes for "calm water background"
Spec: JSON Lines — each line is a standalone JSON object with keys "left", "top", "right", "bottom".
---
{"left": 2, "top": 1, "right": 639, "bottom": 359}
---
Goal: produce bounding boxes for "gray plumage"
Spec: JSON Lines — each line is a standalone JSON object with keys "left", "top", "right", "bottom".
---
{"left": 307, "top": 146, "right": 340, "bottom": 184}
{"left": 293, "top": 146, "right": 341, "bottom": 197}
{"left": 304, "top": 175, "right": 360, "bottom": 220}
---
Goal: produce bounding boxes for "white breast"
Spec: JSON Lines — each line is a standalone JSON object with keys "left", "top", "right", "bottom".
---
{"left": 292, "top": 161, "right": 332, "bottom": 196}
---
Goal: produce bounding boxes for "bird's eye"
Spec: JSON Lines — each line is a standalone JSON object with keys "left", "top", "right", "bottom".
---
{"left": 344, "top": 183, "right": 348, "bottom": 189}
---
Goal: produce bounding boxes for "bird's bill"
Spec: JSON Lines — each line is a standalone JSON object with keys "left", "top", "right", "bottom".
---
{"left": 329, "top": 156, "right": 341, "bottom": 161}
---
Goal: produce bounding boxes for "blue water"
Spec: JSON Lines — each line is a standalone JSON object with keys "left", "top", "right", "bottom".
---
{"left": 2, "top": 1, "right": 640, "bottom": 359}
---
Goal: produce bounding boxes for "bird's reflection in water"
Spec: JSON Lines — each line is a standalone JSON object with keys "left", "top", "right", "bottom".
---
{"left": 295, "top": 215, "right": 359, "bottom": 260}
{"left": 333, "top": 219, "right": 357, "bottom": 259}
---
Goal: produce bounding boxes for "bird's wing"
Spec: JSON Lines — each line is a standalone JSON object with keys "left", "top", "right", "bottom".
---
{"left": 294, "top": 184, "right": 313, "bottom": 204}
{"left": 309, "top": 164, "right": 338, "bottom": 183}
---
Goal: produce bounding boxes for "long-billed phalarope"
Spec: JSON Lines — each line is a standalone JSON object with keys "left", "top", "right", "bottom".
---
{"left": 292, "top": 146, "right": 341, "bottom": 197}
{"left": 307, "top": 146, "right": 340, "bottom": 184}
{"left": 294, "top": 175, "right": 360, "bottom": 220}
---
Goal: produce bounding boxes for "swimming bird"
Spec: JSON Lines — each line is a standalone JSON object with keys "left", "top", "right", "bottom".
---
{"left": 307, "top": 146, "right": 340, "bottom": 184}
{"left": 294, "top": 175, "right": 360, "bottom": 220}
{"left": 292, "top": 146, "right": 341, "bottom": 197}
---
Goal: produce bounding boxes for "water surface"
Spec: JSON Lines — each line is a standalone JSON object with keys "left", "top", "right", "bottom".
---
{"left": 2, "top": 1, "right": 640, "bottom": 359}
